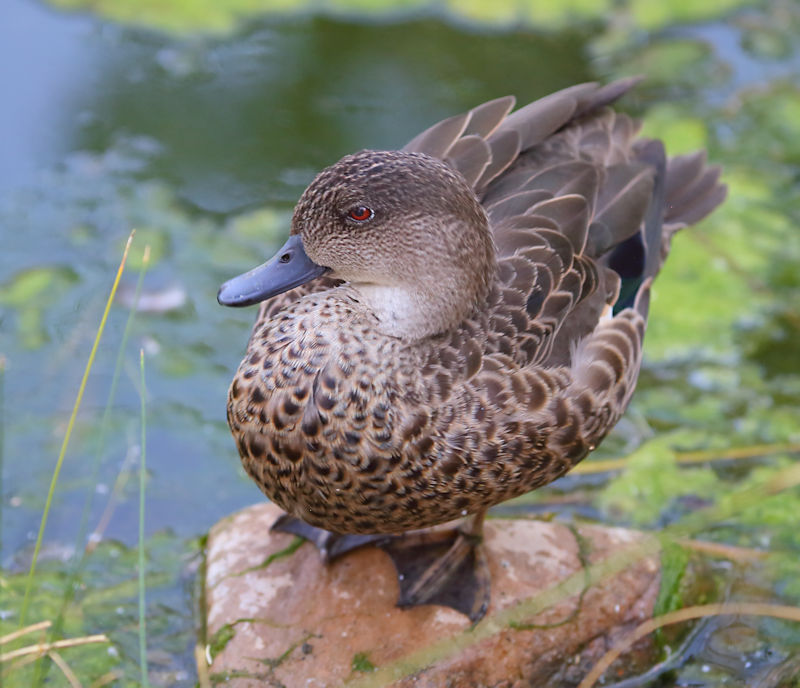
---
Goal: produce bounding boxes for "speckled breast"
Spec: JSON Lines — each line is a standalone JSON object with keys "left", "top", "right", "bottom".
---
{"left": 225, "top": 291, "right": 597, "bottom": 534}
{"left": 225, "top": 299, "right": 425, "bottom": 533}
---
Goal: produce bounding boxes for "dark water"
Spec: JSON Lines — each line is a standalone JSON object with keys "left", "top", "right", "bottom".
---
{"left": 1, "top": 0, "right": 799, "bottom": 684}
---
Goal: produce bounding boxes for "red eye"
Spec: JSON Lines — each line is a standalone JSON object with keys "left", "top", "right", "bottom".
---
{"left": 348, "top": 206, "right": 373, "bottom": 222}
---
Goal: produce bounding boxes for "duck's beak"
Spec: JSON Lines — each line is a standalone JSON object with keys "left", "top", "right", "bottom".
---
{"left": 217, "top": 235, "right": 330, "bottom": 307}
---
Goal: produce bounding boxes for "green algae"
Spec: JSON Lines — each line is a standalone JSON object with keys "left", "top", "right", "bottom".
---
{"left": 351, "top": 651, "right": 377, "bottom": 673}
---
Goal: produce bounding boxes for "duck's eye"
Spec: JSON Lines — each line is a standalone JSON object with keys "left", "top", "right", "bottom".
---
{"left": 348, "top": 206, "right": 374, "bottom": 222}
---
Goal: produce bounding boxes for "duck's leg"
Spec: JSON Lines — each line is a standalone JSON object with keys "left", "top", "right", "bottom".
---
{"left": 271, "top": 513, "right": 391, "bottom": 562}
{"left": 382, "top": 509, "right": 490, "bottom": 622}
{"left": 271, "top": 510, "right": 491, "bottom": 622}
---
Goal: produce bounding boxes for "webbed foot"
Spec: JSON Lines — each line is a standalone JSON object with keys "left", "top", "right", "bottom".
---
{"left": 382, "top": 524, "right": 490, "bottom": 622}
{"left": 271, "top": 511, "right": 491, "bottom": 622}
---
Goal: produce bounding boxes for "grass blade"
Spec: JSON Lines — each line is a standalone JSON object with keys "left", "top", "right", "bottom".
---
{"left": 20, "top": 230, "right": 135, "bottom": 628}
{"left": 574, "top": 441, "right": 800, "bottom": 475}
{"left": 0, "top": 634, "right": 109, "bottom": 662}
{"left": 77, "top": 245, "right": 152, "bottom": 552}
{"left": 40, "top": 243, "right": 154, "bottom": 685}
{"left": 1, "top": 621, "right": 52, "bottom": 646}
{"left": 138, "top": 348, "right": 150, "bottom": 688}
{"left": 47, "top": 651, "right": 82, "bottom": 688}
{"left": 0, "top": 355, "right": 5, "bottom": 579}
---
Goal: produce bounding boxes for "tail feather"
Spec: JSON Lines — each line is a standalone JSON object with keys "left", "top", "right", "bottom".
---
{"left": 666, "top": 165, "right": 727, "bottom": 227}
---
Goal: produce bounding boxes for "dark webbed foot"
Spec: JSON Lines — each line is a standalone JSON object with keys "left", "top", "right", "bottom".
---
{"left": 382, "top": 524, "right": 490, "bottom": 622}
{"left": 271, "top": 511, "right": 491, "bottom": 622}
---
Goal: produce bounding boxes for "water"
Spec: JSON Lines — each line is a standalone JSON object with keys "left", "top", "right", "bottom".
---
{"left": 1, "top": 0, "right": 798, "bottom": 684}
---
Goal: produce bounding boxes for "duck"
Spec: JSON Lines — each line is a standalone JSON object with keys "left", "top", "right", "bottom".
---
{"left": 218, "top": 77, "right": 726, "bottom": 622}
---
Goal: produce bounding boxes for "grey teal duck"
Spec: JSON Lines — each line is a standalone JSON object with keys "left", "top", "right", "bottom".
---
{"left": 218, "top": 77, "right": 726, "bottom": 621}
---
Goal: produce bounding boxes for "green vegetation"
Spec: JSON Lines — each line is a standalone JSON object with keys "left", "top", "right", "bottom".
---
{"left": 351, "top": 651, "right": 377, "bottom": 673}
{"left": 234, "top": 536, "right": 305, "bottom": 577}
{"left": 46, "top": 0, "right": 765, "bottom": 34}
{"left": 0, "top": 268, "right": 80, "bottom": 349}
{"left": 1, "top": 0, "right": 798, "bottom": 684}
{"left": 207, "top": 623, "right": 237, "bottom": 658}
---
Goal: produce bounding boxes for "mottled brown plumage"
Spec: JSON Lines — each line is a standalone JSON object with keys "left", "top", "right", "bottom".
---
{"left": 220, "top": 79, "right": 725, "bottom": 616}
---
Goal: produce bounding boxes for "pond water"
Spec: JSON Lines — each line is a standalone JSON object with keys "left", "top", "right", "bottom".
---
{"left": 1, "top": 0, "right": 798, "bottom": 684}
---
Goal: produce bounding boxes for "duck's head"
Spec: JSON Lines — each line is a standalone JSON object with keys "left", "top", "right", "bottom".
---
{"left": 218, "top": 150, "right": 495, "bottom": 340}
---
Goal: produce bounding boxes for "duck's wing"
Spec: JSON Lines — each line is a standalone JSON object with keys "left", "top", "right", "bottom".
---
{"left": 403, "top": 78, "right": 645, "bottom": 192}
{"left": 403, "top": 78, "right": 659, "bottom": 368}
{"left": 419, "top": 79, "right": 723, "bottom": 370}
{"left": 487, "top": 106, "right": 724, "bottom": 366}
{"left": 419, "top": 80, "right": 725, "bottom": 428}
{"left": 404, "top": 96, "right": 516, "bottom": 186}
{"left": 486, "top": 108, "right": 657, "bottom": 369}
{"left": 414, "top": 84, "right": 725, "bottom": 476}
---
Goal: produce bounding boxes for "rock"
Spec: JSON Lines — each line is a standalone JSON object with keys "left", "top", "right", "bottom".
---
{"left": 204, "top": 503, "right": 660, "bottom": 687}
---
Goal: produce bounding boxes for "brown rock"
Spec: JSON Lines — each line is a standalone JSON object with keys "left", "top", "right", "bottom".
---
{"left": 204, "top": 503, "right": 660, "bottom": 687}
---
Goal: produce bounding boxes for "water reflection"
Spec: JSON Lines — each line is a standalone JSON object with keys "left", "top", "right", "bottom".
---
{"left": 0, "top": 0, "right": 98, "bottom": 192}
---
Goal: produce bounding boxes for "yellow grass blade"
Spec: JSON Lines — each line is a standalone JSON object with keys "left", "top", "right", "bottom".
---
{"left": 0, "top": 621, "right": 51, "bottom": 645}
{"left": 0, "top": 633, "right": 109, "bottom": 662}
{"left": 20, "top": 230, "right": 135, "bottom": 628}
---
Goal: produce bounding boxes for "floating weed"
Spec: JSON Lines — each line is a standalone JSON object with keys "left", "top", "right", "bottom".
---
{"left": 667, "top": 461, "right": 800, "bottom": 546}
{"left": 653, "top": 541, "right": 689, "bottom": 619}
{"left": 597, "top": 434, "right": 719, "bottom": 525}
{"left": 43, "top": 0, "right": 761, "bottom": 34}
{"left": 20, "top": 230, "right": 135, "bottom": 630}
{"left": 0, "top": 267, "right": 80, "bottom": 350}
{"left": 653, "top": 540, "right": 691, "bottom": 650}
{"left": 0, "top": 532, "right": 190, "bottom": 684}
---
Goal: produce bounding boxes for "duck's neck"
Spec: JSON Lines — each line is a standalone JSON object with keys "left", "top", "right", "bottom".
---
{"left": 354, "top": 267, "right": 493, "bottom": 341}
{"left": 350, "top": 212, "right": 497, "bottom": 341}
